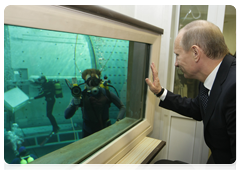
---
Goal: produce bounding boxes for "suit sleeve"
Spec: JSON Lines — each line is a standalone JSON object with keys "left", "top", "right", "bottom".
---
{"left": 159, "top": 90, "right": 202, "bottom": 121}
{"left": 224, "top": 82, "right": 236, "bottom": 163}
{"left": 34, "top": 92, "right": 45, "bottom": 99}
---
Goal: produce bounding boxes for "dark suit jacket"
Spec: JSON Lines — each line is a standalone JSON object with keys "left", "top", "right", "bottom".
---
{"left": 160, "top": 54, "right": 236, "bottom": 164}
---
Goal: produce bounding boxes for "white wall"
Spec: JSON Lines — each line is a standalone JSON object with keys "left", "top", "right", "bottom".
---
{"left": 101, "top": 5, "right": 136, "bottom": 18}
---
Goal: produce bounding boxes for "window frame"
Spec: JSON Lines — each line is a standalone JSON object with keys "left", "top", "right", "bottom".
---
{"left": 4, "top": 5, "right": 163, "bottom": 164}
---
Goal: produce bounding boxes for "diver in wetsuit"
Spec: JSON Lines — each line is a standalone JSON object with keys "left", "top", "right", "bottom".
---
{"left": 64, "top": 69, "right": 126, "bottom": 138}
{"left": 10, "top": 146, "right": 37, "bottom": 164}
{"left": 30, "top": 76, "right": 60, "bottom": 133}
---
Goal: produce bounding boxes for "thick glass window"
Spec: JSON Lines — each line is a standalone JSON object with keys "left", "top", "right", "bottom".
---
{"left": 173, "top": 5, "right": 208, "bottom": 98}
{"left": 4, "top": 25, "right": 150, "bottom": 163}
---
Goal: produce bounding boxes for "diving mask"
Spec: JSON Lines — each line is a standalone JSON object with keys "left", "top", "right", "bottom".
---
{"left": 85, "top": 75, "right": 102, "bottom": 95}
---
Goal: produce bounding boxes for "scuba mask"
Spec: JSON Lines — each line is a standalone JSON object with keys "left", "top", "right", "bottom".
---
{"left": 85, "top": 75, "right": 102, "bottom": 95}
{"left": 85, "top": 76, "right": 101, "bottom": 87}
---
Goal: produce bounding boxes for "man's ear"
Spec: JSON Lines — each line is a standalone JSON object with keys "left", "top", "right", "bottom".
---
{"left": 191, "top": 45, "right": 200, "bottom": 63}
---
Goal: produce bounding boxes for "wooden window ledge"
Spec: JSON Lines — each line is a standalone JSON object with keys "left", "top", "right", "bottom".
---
{"left": 116, "top": 137, "right": 166, "bottom": 164}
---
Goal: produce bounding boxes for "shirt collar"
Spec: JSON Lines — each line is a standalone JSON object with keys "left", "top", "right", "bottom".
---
{"left": 203, "top": 61, "right": 222, "bottom": 91}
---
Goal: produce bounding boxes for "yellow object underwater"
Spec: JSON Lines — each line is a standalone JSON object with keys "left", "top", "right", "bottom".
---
{"left": 100, "top": 81, "right": 109, "bottom": 90}
{"left": 20, "top": 155, "right": 35, "bottom": 164}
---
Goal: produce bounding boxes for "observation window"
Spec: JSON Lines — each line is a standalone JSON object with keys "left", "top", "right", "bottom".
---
{"left": 4, "top": 24, "right": 150, "bottom": 163}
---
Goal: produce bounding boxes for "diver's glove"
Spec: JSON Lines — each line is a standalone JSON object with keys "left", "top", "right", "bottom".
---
{"left": 73, "top": 97, "right": 81, "bottom": 105}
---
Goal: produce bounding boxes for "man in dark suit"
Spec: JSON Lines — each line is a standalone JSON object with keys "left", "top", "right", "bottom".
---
{"left": 145, "top": 20, "right": 236, "bottom": 164}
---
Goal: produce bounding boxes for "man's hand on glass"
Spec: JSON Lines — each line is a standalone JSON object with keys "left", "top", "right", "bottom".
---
{"left": 145, "top": 62, "right": 162, "bottom": 95}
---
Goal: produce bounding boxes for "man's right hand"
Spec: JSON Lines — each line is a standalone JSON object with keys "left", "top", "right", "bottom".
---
{"left": 145, "top": 62, "right": 162, "bottom": 94}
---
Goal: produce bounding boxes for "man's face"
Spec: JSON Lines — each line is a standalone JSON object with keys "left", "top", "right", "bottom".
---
{"left": 174, "top": 32, "right": 197, "bottom": 79}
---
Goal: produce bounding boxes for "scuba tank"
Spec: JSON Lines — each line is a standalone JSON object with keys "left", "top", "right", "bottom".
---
{"left": 20, "top": 155, "right": 35, "bottom": 164}
{"left": 54, "top": 81, "right": 63, "bottom": 98}
{"left": 100, "top": 75, "right": 119, "bottom": 97}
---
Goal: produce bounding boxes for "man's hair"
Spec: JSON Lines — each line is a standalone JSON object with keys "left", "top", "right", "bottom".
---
{"left": 180, "top": 20, "right": 229, "bottom": 59}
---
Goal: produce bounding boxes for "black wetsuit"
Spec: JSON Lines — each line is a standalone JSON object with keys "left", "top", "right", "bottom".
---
{"left": 34, "top": 81, "right": 59, "bottom": 132}
{"left": 64, "top": 88, "right": 126, "bottom": 138}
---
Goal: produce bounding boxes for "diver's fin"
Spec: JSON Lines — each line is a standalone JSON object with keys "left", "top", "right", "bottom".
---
{"left": 40, "top": 131, "right": 55, "bottom": 146}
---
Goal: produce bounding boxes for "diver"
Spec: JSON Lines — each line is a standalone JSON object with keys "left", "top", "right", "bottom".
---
{"left": 30, "top": 75, "right": 60, "bottom": 133}
{"left": 64, "top": 69, "right": 126, "bottom": 138}
{"left": 10, "top": 146, "right": 37, "bottom": 164}
{"left": 6, "top": 123, "right": 24, "bottom": 155}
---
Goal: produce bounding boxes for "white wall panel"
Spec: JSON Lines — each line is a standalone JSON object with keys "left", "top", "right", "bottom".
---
{"left": 168, "top": 116, "right": 196, "bottom": 163}
{"left": 207, "top": 5, "right": 226, "bottom": 32}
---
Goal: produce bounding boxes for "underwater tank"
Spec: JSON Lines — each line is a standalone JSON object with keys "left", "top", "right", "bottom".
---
{"left": 4, "top": 24, "right": 150, "bottom": 163}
